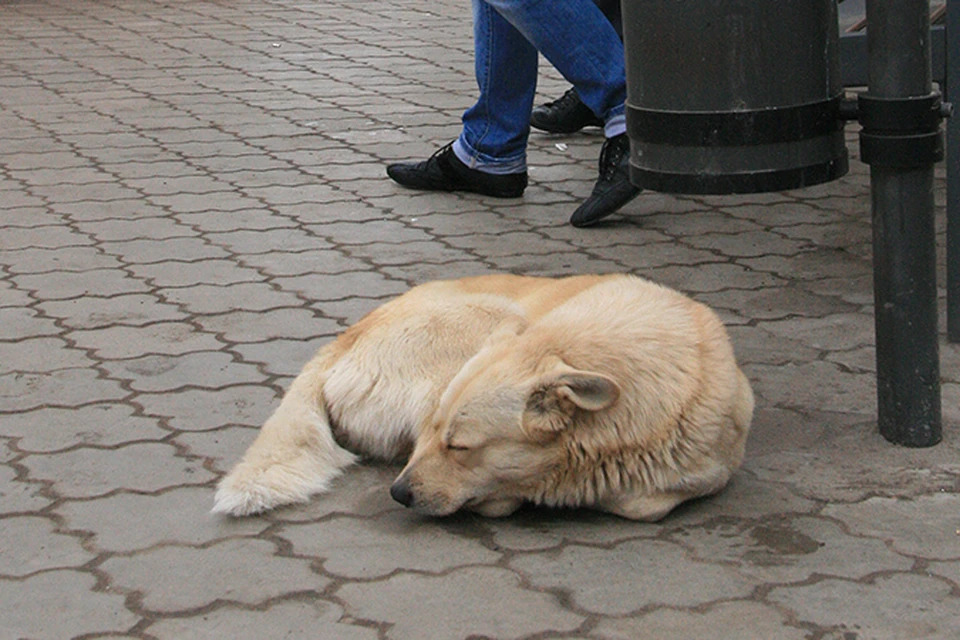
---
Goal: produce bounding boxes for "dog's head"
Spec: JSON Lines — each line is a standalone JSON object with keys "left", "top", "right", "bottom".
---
{"left": 390, "top": 321, "right": 620, "bottom": 517}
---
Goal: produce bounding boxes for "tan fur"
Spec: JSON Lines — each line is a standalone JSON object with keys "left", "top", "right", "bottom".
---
{"left": 213, "top": 274, "right": 753, "bottom": 521}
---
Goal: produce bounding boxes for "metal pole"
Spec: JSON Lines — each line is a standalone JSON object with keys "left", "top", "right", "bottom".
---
{"left": 865, "top": 0, "right": 942, "bottom": 446}
{"left": 948, "top": 0, "right": 960, "bottom": 342}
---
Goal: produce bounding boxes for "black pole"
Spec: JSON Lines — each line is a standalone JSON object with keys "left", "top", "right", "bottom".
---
{"left": 948, "top": 0, "right": 960, "bottom": 343}
{"left": 863, "top": 0, "right": 942, "bottom": 446}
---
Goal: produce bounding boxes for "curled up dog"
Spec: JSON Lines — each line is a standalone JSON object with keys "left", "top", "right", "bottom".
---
{"left": 213, "top": 273, "right": 754, "bottom": 521}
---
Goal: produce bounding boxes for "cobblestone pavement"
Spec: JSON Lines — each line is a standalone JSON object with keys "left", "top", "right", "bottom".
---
{"left": 1, "top": 1, "right": 959, "bottom": 638}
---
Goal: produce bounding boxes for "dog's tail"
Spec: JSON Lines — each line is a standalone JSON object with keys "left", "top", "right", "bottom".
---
{"left": 212, "top": 366, "right": 358, "bottom": 517}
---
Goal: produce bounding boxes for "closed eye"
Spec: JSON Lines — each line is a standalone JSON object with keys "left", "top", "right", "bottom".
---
{"left": 446, "top": 441, "right": 470, "bottom": 451}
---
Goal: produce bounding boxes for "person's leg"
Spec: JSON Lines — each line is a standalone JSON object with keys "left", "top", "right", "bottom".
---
{"left": 483, "top": 0, "right": 636, "bottom": 226}
{"left": 530, "top": 0, "right": 623, "bottom": 134}
{"left": 386, "top": 0, "right": 534, "bottom": 197}
{"left": 487, "top": 0, "right": 626, "bottom": 127}
{"left": 594, "top": 0, "right": 623, "bottom": 40}
{"left": 453, "top": 0, "right": 538, "bottom": 174}
{"left": 387, "top": 0, "right": 638, "bottom": 220}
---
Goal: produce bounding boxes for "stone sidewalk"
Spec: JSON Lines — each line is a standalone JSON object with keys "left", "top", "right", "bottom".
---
{"left": 1, "top": 0, "right": 958, "bottom": 638}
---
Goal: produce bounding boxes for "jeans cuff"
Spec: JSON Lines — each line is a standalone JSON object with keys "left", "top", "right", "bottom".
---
{"left": 604, "top": 112, "right": 627, "bottom": 138}
{"left": 453, "top": 138, "right": 527, "bottom": 175}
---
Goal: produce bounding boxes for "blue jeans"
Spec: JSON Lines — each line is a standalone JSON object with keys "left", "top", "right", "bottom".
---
{"left": 452, "top": 0, "right": 626, "bottom": 174}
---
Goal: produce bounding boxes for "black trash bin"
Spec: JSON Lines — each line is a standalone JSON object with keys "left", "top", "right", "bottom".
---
{"left": 622, "top": 0, "right": 848, "bottom": 194}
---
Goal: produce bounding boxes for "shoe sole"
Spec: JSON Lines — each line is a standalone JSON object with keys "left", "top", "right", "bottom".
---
{"left": 529, "top": 118, "right": 604, "bottom": 134}
{"left": 387, "top": 167, "right": 525, "bottom": 199}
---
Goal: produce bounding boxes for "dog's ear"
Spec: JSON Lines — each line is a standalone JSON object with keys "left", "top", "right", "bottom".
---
{"left": 524, "top": 358, "right": 620, "bottom": 434}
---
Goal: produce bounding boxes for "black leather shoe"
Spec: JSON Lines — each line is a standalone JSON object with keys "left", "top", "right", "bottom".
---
{"left": 386, "top": 143, "right": 527, "bottom": 198}
{"left": 530, "top": 88, "right": 604, "bottom": 134}
{"left": 570, "top": 133, "right": 641, "bottom": 228}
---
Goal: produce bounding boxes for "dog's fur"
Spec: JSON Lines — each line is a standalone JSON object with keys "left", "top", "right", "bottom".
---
{"left": 213, "top": 274, "right": 753, "bottom": 521}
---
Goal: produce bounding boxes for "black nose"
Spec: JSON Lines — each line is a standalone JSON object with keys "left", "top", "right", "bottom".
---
{"left": 390, "top": 478, "right": 414, "bottom": 507}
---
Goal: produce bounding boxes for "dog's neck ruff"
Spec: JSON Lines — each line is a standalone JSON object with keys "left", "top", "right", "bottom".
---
{"left": 532, "top": 414, "right": 709, "bottom": 509}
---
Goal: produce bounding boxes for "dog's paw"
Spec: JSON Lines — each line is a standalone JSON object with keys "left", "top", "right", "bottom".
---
{"left": 211, "top": 450, "right": 357, "bottom": 517}
{"left": 212, "top": 471, "right": 300, "bottom": 517}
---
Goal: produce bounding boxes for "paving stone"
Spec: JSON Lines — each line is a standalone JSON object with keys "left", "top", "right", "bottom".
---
{"left": 592, "top": 601, "right": 807, "bottom": 640}
{"left": 685, "top": 229, "right": 808, "bottom": 257}
{"left": 305, "top": 220, "right": 434, "bottom": 246}
{"left": 822, "top": 493, "right": 960, "bottom": 560}
{"left": 74, "top": 216, "right": 195, "bottom": 242}
{"left": 229, "top": 336, "right": 333, "bottom": 377}
{"left": 38, "top": 293, "right": 186, "bottom": 329}
{"left": 0, "top": 307, "right": 60, "bottom": 341}
{"left": 126, "top": 259, "right": 264, "bottom": 287}
{"left": 779, "top": 220, "right": 873, "bottom": 248}
{"left": 928, "top": 560, "right": 960, "bottom": 587}
{"left": 589, "top": 242, "right": 725, "bottom": 271}
{"left": 237, "top": 249, "right": 369, "bottom": 277}
{"left": 743, "top": 249, "right": 872, "bottom": 282}
{"left": 57, "top": 198, "right": 173, "bottom": 222}
{"left": 174, "top": 208, "right": 300, "bottom": 232}
{"left": 1, "top": 225, "right": 94, "bottom": 250}
{"left": 645, "top": 262, "right": 785, "bottom": 294}
{"left": 747, "top": 360, "right": 877, "bottom": 414}
{"left": 726, "top": 324, "right": 821, "bottom": 366}
{"left": 699, "top": 285, "right": 858, "bottom": 321}
{"left": 380, "top": 259, "right": 503, "bottom": 283}
{"left": 667, "top": 468, "right": 821, "bottom": 525}
{"left": 942, "top": 381, "right": 960, "bottom": 424}
{"left": 0, "top": 515, "right": 94, "bottom": 576}
{"left": 146, "top": 599, "right": 379, "bottom": 639}
{"left": 757, "top": 312, "right": 876, "bottom": 352}
{"left": 0, "top": 337, "right": 93, "bottom": 375}
{"left": 58, "top": 486, "right": 267, "bottom": 553}
{"left": 69, "top": 322, "right": 222, "bottom": 358}
{"left": 768, "top": 573, "right": 960, "bottom": 640}
{"left": 0, "top": 246, "right": 122, "bottom": 274}
{"left": 12, "top": 268, "right": 151, "bottom": 299}
{"left": 173, "top": 426, "right": 260, "bottom": 474}
{"left": 280, "top": 510, "right": 501, "bottom": 578}
{"left": 136, "top": 385, "right": 278, "bottom": 431}
{"left": 270, "top": 271, "right": 408, "bottom": 302}
{"left": 511, "top": 539, "right": 755, "bottom": 615}
{"left": 723, "top": 201, "right": 839, "bottom": 226}
{"left": 641, "top": 208, "right": 760, "bottom": 235}
{"left": 205, "top": 228, "right": 330, "bottom": 254}
{"left": 670, "top": 514, "right": 912, "bottom": 583}
{"left": 337, "top": 566, "right": 583, "bottom": 640}
{"left": 444, "top": 231, "right": 572, "bottom": 258}
{"left": 99, "top": 237, "right": 230, "bottom": 263}
{"left": 148, "top": 192, "right": 265, "bottom": 214}
{"left": 0, "top": 570, "right": 139, "bottom": 638}
{"left": 345, "top": 240, "right": 471, "bottom": 266}
{"left": 485, "top": 509, "right": 660, "bottom": 552}
{"left": 24, "top": 442, "right": 214, "bottom": 498}
{"left": 101, "top": 351, "right": 263, "bottom": 392}
{"left": 751, "top": 439, "right": 960, "bottom": 504}
{"left": 159, "top": 282, "right": 303, "bottom": 313}
{"left": 0, "top": 465, "right": 51, "bottom": 512}
{"left": 0, "top": 281, "right": 36, "bottom": 310}
{"left": 0, "top": 368, "right": 129, "bottom": 411}
{"left": 195, "top": 308, "right": 340, "bottom": 343}
{"left": 0, "top": 403, "right": 166, "bottom": 452}
{"left": 101, "top": 538, "right": 325, "bottom": 612}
